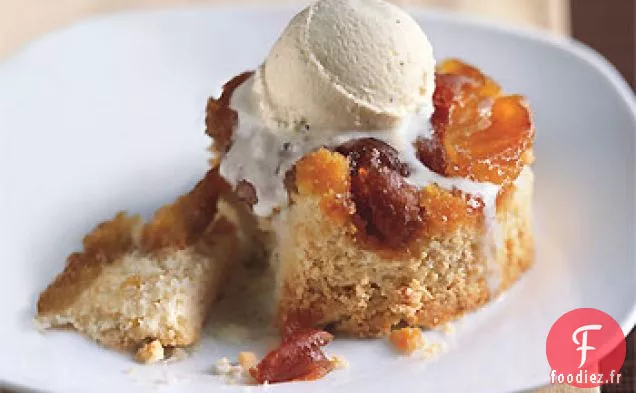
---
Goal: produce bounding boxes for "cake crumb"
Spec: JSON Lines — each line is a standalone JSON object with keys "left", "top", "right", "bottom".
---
{"left": 214, "top": 354, "right": 260, "bottom": 385}
{"left": 330, "top": 354, "right": 349, "bottom": 369}
{"left": 33, "top": 318, "right": 47, "bottom": 333}
{"left": 420, "top": 342, "right": 445, "bottom": 360}
{"left": 135, "top": 340, "right": 165, "bottom": 364}
{"left": 389, "top": 327, "right": 425, "bottom": 354}
{"left": 229, "top": 365, "right": 244, "bottom": 376}
{"left": 164, "top": 347, "right": 188, "bottom": 363}
{"left": 214, "top": 357, "right": 232, "bottom": 375}
{"left": 238, "top": 351, "right": 258, "bottom": 370}
{"left": 440, "top": 322, "right": 455, "bottom": 335}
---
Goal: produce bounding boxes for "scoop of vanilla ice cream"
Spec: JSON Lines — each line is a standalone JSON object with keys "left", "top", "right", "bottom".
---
{"left": 253, "top": 0, "right": 435, "bottom": 131}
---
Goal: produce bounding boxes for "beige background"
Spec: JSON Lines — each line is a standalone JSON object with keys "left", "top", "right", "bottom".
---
{"left": 0, "top": 1, "right": 596, "bottom": 393}
{"left": 0, "top": 0, "right": 571, "bottom": 59}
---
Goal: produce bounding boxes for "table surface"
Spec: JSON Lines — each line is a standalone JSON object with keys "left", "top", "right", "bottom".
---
{"left": 0, "top": 1, "right": 599, "bottom": 392}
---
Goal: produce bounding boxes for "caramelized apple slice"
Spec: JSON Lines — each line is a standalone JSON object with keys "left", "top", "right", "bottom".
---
{"left": 419, "top": 59, "right": 534, "bottom": 185}
{"left": 443, "top": 94, "right": 533, "bottom": 184}
{"left": 437, "top": 58, "right": 501, "bottom": 97}
{"left": 249, "top": 329, "right": 334, "bottom": 384}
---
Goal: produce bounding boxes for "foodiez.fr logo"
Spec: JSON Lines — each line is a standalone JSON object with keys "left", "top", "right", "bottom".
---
{"left": 546, "top": 308, "right": 626, "bottom": 388}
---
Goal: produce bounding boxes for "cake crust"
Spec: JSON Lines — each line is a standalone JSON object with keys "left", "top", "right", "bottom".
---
{"left": 36, "top": 170, "right": 239, "bottom": 351}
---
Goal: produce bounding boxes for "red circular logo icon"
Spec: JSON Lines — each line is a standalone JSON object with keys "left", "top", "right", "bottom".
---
{"left": 546, "top": 308, "right": 626, "bottom": 388}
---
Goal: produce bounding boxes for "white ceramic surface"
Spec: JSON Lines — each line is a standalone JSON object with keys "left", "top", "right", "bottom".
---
{"left": 0, "top": 5, "right": 635, "bottom": 393}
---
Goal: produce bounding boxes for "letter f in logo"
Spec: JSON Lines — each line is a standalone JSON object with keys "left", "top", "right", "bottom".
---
{"left": 572, "top": 324, "right": 602, "bottom": 368}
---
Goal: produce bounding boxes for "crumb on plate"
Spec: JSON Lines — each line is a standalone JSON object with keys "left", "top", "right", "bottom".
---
{"left": 164, "top": 347, "right": 189, "bottom": 363}
{"left": 330, "top": 354, "right": 349, "bottom": 369}
{"left": 136, "top": 339, "right": 165, "bottom": 364}
{"left": 239, "top": 351, "right": 258, "bottom": 369}
{"left": 214, "top": 357, "right": 232, "bottom": 375}
{"left": 388, "top": 327, "right": 425, "bottom": 354}
{"left": 420, "top": 342, "right": 446, "bottom": 360}
{"left": 440, "top": 322, "right": 455, "bottom": 335}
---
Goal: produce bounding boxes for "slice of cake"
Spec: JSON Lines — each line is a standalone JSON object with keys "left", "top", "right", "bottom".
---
{"left": 36, "top": 170, "right": 242, "bottom": 352}
{"left": 205, "top": 0, "right": 535, "bottom": 339}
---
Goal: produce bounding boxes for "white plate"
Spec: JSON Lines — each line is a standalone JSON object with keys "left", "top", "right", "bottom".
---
{"left": 0, "top": 4, "right": 634, "bottom": 393}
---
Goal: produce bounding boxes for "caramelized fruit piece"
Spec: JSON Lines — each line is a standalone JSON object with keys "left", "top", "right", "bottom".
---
{"left": 419, "top": 59, "right": 534, "bottom": 185}
{"left": 249, "top": 329, "right": 334, "bottom": 384}
{"left": 336, "top": 138, "right": 423, "bottom": 248}
{"left": 445, "top": 94, "right": 532, "bottom": 184}
{"left": 351, "top": 166, "right": 422, "bottom": 248}
{"left": 438, "top": 59, "right": 501, "bottom": 97}
{"left": 281, "top": 309, "right": 324, "bottom": 338}
{"left": 337, "top": 137, "right": 409, "bottom": 176}
{"left": 205, "top": 71, "right": 253, "bottom": 153}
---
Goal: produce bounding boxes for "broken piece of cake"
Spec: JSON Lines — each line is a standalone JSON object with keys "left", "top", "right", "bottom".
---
{"left": 206, "top": 0, "right": 534, "bottom": 338}
{"left": 36, "top": 170, "right": 243, "bottom": 353}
